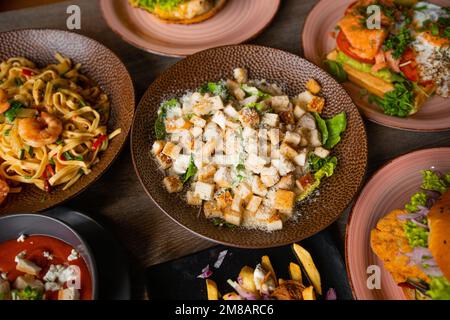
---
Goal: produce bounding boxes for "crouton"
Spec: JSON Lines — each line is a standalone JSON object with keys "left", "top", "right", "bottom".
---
{"left": 165, "top": 118, "right": 192, "bottom": 133}
{"left": 187, "top": 191, "right": 202, "bottom": 206}
{"left": 279, "top": 110, "right": 295, "bottom": 125}
{"left": 195, "top": 181, "right": 215, "bottom": 201}
{"left": 284, "top": 132, "right": 301, "bottom": 146}
{"left": 267, "top": 128, "right": 281, "bottom": 145}
{"left": 202, "top": 140, "right": 217, "bottom": 159}
{"left": 191, "top": 126, "right": 203, "bottom": 138}
{"left": 209, "top": 96, "right": 224, "bottom": 111}
{"left": 16, "top": 258, "right": 42, "bottom": 276}
{"left": 204, "top": 201, "right": 223, "bottom": 219}
{"left": 58, "top": 288, "right": 80, "bottom": 300}
{"left": 163, "top": 176, "right": 183, "bottom": 193}
{"left": 156, "top": 152, "right": 172, "bottom": 169}
{"left": 314, "top": 147, "right": 330, "bottom": 159}
{"left": 252, "top": 176, "right": 268, "bottom": 197}
{"left": 274, "top": 190, "right": 295, "bottom": 216}
{"left": 226, "top": 80, "right": 246, "bottom": 100}
{"left": 198, "top": 164, "right": 216, "bottom": 182}
{"left": 272, "top": 156, "right": 295, "bottom": 176}
{"left": 239, "top": 107, "right": 260, "bottom": 128}
{"left": 296, "top": 91, "right": 314, "bottom": 109}
{"left": 271, "top": 96, "right": 290, "bottom": 112}
{"left": 233, "top": 68, "right": 248, "bottom": 84}
{"left": 246, "top": 195, "right": 263, "bottom": 213}
{"left": 260, "top": 166, "right": 280, "bottom": 188}
{"left": 275, "top": 174, "right": 295, "bottom": 190}
{"left": 280, "top": 143, "right": 298, "bottom": 160}
{"left": 224, "top": 207, "right": 242, "bottom": 226}
{"left": 307, "top": 96, "right": 325, "bottom": 113}
{"left": 190, "top": 115, "right": 207, "bottom": 128}
{"left": 152, "top": 140, "right": 165, "bottom": 155}
{"left": 306, "top": 79, "right": 321, "bottom": 94}
{"left": 267, "top": 214, "right": 283, "bottom": 231}
{"left": 231, "top": 195, "right": 244, "bottom": 213}
{"left": 236, "top": 182, "right": 253, "bottom": 201}
{"left": 294, "top": 104, "right": 306, "bottom": 119}
{"left": 162, "top": 142, "right": 182, "bottom": 159}
{"left": 262, "top": 113, "right": 280, "bottom": 127}
{"left": 309, "top": 129, "right": 322, "bottom": 147}
{"left": 215, "top": 190, "right": 233, "bottom": 209}
{"left": 193, "top": 99, "right": 213, "bottom": 115}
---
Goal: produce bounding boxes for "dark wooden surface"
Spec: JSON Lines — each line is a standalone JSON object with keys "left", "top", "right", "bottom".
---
{"left": 0, "top": 0, "right": 449, "bottom": 297}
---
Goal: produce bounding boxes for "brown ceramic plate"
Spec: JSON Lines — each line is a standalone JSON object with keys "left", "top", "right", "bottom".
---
{"left": 346, "top": 147, "right": 450, "bottom": 300}
{"left": 131, "top": 45, "right": 368, "bottom": 248}
{"left": 302, "top": 0, "right": 450, "bottom": 132}
{"left": 0, "top": 29, "right": 135, "bottom": 214}
{"left": 100, "top": 0, "right": 280, "bottom": 57}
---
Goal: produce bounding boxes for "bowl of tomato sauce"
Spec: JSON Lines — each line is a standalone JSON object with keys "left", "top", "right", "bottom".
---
{"left": 0, "top": 214, "right": 97, "bottom": 300}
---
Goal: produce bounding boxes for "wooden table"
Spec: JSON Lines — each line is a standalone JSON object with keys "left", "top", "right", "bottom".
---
{"left": 1, "top": 0, "right": 449, "bottom": 297}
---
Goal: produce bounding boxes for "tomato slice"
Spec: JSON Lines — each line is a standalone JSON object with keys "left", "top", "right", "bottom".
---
{"left": 336, "top": 31, "right": 375, "bottom": 64}
{"left": 399, "top": 47, "right": 419, "bottom": 82}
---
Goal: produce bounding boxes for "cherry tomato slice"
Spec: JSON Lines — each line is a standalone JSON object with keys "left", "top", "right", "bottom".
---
{"left": 399, "top": 48, "right": 419, "bottom": 82}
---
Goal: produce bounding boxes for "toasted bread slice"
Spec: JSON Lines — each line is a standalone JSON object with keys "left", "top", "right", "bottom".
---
{"left": 327, "top": 49, "right": 435, "bottom": 115}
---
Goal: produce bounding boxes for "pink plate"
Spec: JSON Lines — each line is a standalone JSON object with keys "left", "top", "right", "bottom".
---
{"left": 100, "top": 0, "right": 280, "bottom": 57}
{"left": 302, "top": 0, "right": 450, "bottom": 132}
{"left": 346, "top": 147, "right": 450, "bottom": 300}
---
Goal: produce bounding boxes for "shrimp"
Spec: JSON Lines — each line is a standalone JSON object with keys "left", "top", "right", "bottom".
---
{"left": 0, "top": 177, "right": 9, "bottom": 205}
{"left": 0, "top": 88, "right": 11, "bottom": 114}
{"left": 18, "top": 112, "right": 63, "bottom": 148}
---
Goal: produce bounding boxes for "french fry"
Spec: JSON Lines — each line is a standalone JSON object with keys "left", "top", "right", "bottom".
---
{"left": 261, "top": 256, "right": 278, "bottom": 286}
{"left": 302, "top": 286, "right": 316, "bottom": 300}
{"left": 223, "top": 292, "right": 242, "bottom": 300}
{"left": 206, "top": 279, "right": 219, "bottom": 300}
{"left": 292, "top": 243, "right": 322, "bottom": 295}
{"left": 289, "top": 262, "right": 302, "bottom": 283}
{"left": 239, "top": 266, "right": 257, "bottom": 293}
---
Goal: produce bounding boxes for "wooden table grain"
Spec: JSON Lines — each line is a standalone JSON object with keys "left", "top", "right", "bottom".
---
{"left": 1, "top": 0, "right": 449, "bottom": 295}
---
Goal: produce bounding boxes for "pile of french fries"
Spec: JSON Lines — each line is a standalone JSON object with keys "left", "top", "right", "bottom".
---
{"left": 206, "top": 243, "right": 322, "bottom": 300}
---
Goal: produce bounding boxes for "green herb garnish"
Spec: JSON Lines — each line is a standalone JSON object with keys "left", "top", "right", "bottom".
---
{"left": 371, "top": 81, "right": 414, "bottom": 117}
{"left": 199, "top": 81, "right": 230, "bottom": 100}
{"left": 182, "top": 156, "right": 197, "bottom": 184}
{"left": 384, "top": 26, "right": 412, "bottom": 59}
{"left": 4, "top": 100, "right": 24, "bottom": 122}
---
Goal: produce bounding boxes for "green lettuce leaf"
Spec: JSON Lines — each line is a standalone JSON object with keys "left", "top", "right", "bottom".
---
{"left": 421, "top": 170, "right": 448, "bottom": 194}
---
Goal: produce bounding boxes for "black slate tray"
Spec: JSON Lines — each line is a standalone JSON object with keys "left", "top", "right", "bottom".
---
{"left": 146, "top": 230, "right": 353, "bottom": 300}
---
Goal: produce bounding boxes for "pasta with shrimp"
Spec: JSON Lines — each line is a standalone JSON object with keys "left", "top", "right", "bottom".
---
{"left": 0, "top": 53, "right": 121, "bottom": 204}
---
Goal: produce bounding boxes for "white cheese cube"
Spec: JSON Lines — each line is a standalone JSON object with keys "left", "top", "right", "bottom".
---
{"left": 294, "top": 151, "right": 307, "bottom": 167}
{"left": 16, "top": 258, "right": 41, "bottom": 276}
{"left": 284, "top": 131, "right": 301, "bottom": 146}
{"left": 260, "top": 166, "right": 280, "bottom": 187}
{"left": 190, "top": 115, "right": 206, "bottom": 128}
{"left": 294, "top": 105, "right": 306, "bottom": 119}
{"left": 162, "top": 142, "right": 182, "bottom": 159}
{"left": 314, "top": 146, "right": 330, "bottom": 159}
{"left": 262, "top": 113, "right": 280, "bottom": 127}
{"left": 202, "top": 140, "right": 217, "bottom": 159}
{"left": 224, "top": 104, "right": 240, "bottom": 120}
{"left": 209, "top": 96, "right": 224, "bottom": 111}
{"left": 245, "top": 154, "right": 267, "bottom": 174}
{"left": 233, "top": 68, "right": 248, "bottom": 84}
{"left": 246, "top": 195, "right": 263, "bottom": 213}
{"left": 212, "top": 111, "right": 227, "bottom": 130}
{"left": 194, "top": 182, "right": 215, "bottom": 201}
{"left": 309, "top": 129, "right": 322, "bottom": 147}
{"left": 214, "top": 167, "right": 232, "bottom": 188}
{"left": 280, "top": 143, "right": 298, "bottom": 160}
{"left": 272, "top": 156, "right": 295, "bottom": 176}
{"left": 173, "top": 154, "right": 191, "bottom": 175}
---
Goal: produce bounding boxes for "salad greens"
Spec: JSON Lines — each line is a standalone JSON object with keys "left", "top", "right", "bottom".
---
{"left": 298, "top": 156, "right": 338, "bottom": 202}
{"left": 314, "top": 112, "right": 347, "bottom": 149}
{"left": 182, "top": 156, "right": 197, "bottom": 184}
{"left": 241, "top": 84, "right": 272, "bottom": 100}
{"left": 130, "top": 0, "right": 186, "bottom": 11}
{"left": 370, "top": 81, "right": 414, "bottom": 117}
{"left": 421, "top": 169, "right": 448, "bottom": 194}
{"left": 154, "top": 98, "right": 180, "bottom": 140}
{"left": 384, "top": 26, "right": 412, "bottom": 59}
{"left": 404, "top": 220, "right": 429, "bottom": 248}
{"left": 427, "top": 277, "right": 450, "bottom": 300}
{"left": 405, "top": 191, "right": 427, "bottom": 213}
{"left": 323, "top": 60, "right": 347, "bottom": 83}
{"left": 199, "top": 81, "right": 230, "bottom": 100}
